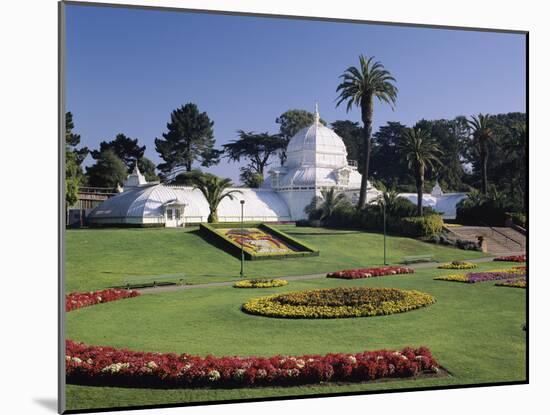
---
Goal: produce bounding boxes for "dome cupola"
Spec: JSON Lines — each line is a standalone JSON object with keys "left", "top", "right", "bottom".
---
{"left": 285, "top": 104, "right": 349, "bottom": 169}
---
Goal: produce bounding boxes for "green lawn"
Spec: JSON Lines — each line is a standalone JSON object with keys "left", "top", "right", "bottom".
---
{"left": 66, "top": 225, "right": 487, "bottom": 292}
{"left": 66, "top": 261, "right": 526, "bottom": 411}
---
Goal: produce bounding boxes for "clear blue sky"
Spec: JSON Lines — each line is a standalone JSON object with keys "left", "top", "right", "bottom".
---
{"left": 65, "top": 4, "right": 526, "bottom": 183}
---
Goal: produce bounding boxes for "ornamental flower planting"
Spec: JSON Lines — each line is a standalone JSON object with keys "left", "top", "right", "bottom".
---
{"left": 437, "top": 261, "right": 477, "bottom": 270}
{"left": 66, "top": 340, "right": 440, "bottom": 388}
{"left": 242, "top": 287, "right": 435, "bottom": 319}
{"left": 326, "top": 266, "right": 414, "bottom": 280}
{"left": 495, "top": 278, "right": 526, "bottom": 289}
{"left": 234, "top": 279, "right": 289, "bottom": 288}
{"left": 434, "top": 267, "right": 526, "bottom": 284}
{"left": 494, "top": 254, "right": 526, "bottom": 263}
{"left": 66, "top": 289, "right": 140, "bottom": 312}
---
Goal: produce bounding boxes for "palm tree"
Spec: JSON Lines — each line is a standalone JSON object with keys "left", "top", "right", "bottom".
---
{"left": 467, "top": 114, "right": 493, "bottom": 195}
{"left": 304, "top": 188, "right": 347, "bottom": 222}
{"left": 336, "top": 54, "right": 398, "bottom": 208}
{"left": 191, "top": 173, "right": 242, "bottom": 223}
{"left": 398, "top": 128, "right": 442, "bottom": 216}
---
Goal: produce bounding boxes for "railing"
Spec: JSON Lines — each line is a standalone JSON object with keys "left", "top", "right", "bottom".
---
{"left": 480, "top": 221, "right": 524, "bottom": 248}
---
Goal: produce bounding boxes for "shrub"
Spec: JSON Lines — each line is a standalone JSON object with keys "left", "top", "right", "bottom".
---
{"left": 234, "top": 279, "right": 288, "bottom": 288}
{"left": 425, "top": 234, "right": 480, "bottom": 251}
{"left": 242, "top": 287, "right": 436, "bottom": 319}
{"left": 398, "top": 215, "right": 443, "bottom": 237}
{"left": 508, "top": 212, "right": 526, "bottom": 228}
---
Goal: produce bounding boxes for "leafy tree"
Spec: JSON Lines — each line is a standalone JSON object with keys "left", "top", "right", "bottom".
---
{"left": 502, "top": 121, "right": 527, "bottom": 209}
{"left": 239, "top": 169, "right": 264, "bottom": 188}
{"left": 370, "top": 121, "right": 410, "bottom": 189}
{"left": 336, "top": 54, "right": 398, "bottom": 208}
{"left": 223, "top": 130, "right": 285, "bottom": 185}
{"left": 90, "top": 133, "right": 145, "bottom": 171}
{"left": 137, "top": 157, "right": 159, "bottom": 182}
{"left": 155, "top": 103, "right": 220, "bottom": 177}
{"left": 305, "top": 188, "right": 348, "bottom": 222}
{"left": 413, "top": 118, "right": 470, "bottom": 192}
{"left": 190, "top": 173, "right": 242, "bottom": 223}
{"left": 276, "top": 109, "right": 326, "bottom": 165}
{"left": 466, "top": 114, "right": 493, "bottom": 195}
{"left": 85, "top": 149, "right": 127, "bottom": 188}
{"left": 375, "top": 189, "right": 416, "bottom": 218}
{"left": 65, "top": 112, "right": 88, "bottom": 206}
{"left": 331, "top": 120, "right": 363, "bottom": 169}
{"left": 398, "top": 128, "right": 442, "bottom": 216}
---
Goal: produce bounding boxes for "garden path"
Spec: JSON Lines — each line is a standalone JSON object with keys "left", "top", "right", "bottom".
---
{"left": 135, "top": 255, "right": 518, "bottom": 295}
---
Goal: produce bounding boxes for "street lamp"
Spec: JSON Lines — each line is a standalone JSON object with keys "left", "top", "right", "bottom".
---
{"left": 240, "top": 200, "right": 245, "bottom": 278}
{"left": 383, "top": 200, "right": 387, "bottom": 265}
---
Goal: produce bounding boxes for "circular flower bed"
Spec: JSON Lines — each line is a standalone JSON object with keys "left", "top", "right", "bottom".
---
{"left": 437, "top": 261, "right": 477, "bottom": 270}
{"left": 234, "top": 278, "right": 289, "bottom": 288}
{"left": 242, "top": 287, "right": 436, "bottom": 319}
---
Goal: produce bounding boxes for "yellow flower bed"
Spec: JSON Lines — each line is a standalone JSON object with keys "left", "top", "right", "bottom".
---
{"left": 495, "top": 279, "right": 527, "bottom": 288}
{"left": 433, "top": 274, "right": 469, "bottom": 282}
{"left": 242, "top": 287, "right": 436, "bottom": 319}
{"left": 234, "top": 279, "right": 289, "bottom": 288}
{"left": 438, "top": 261, "right": 477, "bottom": 270}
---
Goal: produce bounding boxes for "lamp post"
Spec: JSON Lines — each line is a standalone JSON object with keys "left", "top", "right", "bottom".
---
{"left": 240, "top": 200, "right": 245, "bottom": 278}
{"left": 383, "top": 199, "right": 387, "bottom": 265}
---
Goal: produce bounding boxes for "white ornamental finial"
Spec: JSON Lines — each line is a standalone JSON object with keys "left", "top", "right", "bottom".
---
{"left": 314, "top": 102, "right": 320, "bottom": 124}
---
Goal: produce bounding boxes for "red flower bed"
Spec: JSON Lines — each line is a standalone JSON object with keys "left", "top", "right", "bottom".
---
{"left": 494, "top": 255, "right": 526, "bottom": 263}
{"left": 66, "top": 340, "right": 439, "bottom": 388}
{"left": 327, "top": 266, "right": 414, "bottom": 280}
{"left": 66, "top": 289, "right": 140, "bottom": 312}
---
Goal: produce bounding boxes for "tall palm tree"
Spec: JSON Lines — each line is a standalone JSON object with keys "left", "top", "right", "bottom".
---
{"left": 191, "top": 173, "right": 242, "bottom": 223}
{"left": 467, "top": 114, "right": 493, "bottom": 196}
{"left": 336, "top": 54, "right": 398, "bottom": 208}
{"left": 398, "top": 128, "right": 442, "bottom": 216}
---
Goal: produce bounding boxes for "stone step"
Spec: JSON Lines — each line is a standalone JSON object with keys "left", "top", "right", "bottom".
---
{"left": 445, "top": 225, "right": 525, "bottom": 255}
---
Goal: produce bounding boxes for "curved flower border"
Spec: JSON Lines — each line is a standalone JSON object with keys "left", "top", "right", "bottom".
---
{"left": 65, "top": 288, "right": 440, "bottom": 388}
{"left": 66, "top": 340, "right": 440, "bottom": 388}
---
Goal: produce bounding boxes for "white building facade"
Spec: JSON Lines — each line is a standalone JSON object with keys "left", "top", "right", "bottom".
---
{"left": 87, "top": 107, "right": 466, "bottom": 227}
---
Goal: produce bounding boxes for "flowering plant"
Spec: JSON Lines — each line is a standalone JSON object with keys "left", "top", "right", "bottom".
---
{"left": 66, "top": 289, "right": 140, "bottom": 312}
{"left": 327, "top": 266, "right": 414, "bottom": 280}
{"left": 242, "top": 287, "right": 435, "bottom": 318}
{"left": 434, "top": 267, "right": 526, "bottom": 284}
{"left": 495, "top": 278, "right": 526, "bottom": 288}
{"left": 234, "top": 279, "right": 288, "bottom": 288}
{"left": 66, "top": 340, "right": 440, "bottom": 388}
{"left": 437, "top": 261, "right": 477, "bottom": 270}
{"left": 494, "top": 255, "right": 526, "bottom": 263}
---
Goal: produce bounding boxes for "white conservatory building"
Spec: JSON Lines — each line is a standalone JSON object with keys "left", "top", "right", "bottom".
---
{"left": 87, "top": 107, "right": 466, "bottom": 227}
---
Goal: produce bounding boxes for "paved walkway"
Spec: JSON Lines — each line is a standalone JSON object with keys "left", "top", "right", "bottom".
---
{"left": 136, "top": 255, "right": 504, "bottom": 295}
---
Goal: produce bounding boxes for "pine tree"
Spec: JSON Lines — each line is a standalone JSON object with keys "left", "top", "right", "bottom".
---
{"left": 90, "top": 133, "right": 145, "bottom": 171}
{"left": 65, "top": 112, "right": 88, "bottom": 206}
{"left": 155, "top": 103, "right": 220, "bottom": 177}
